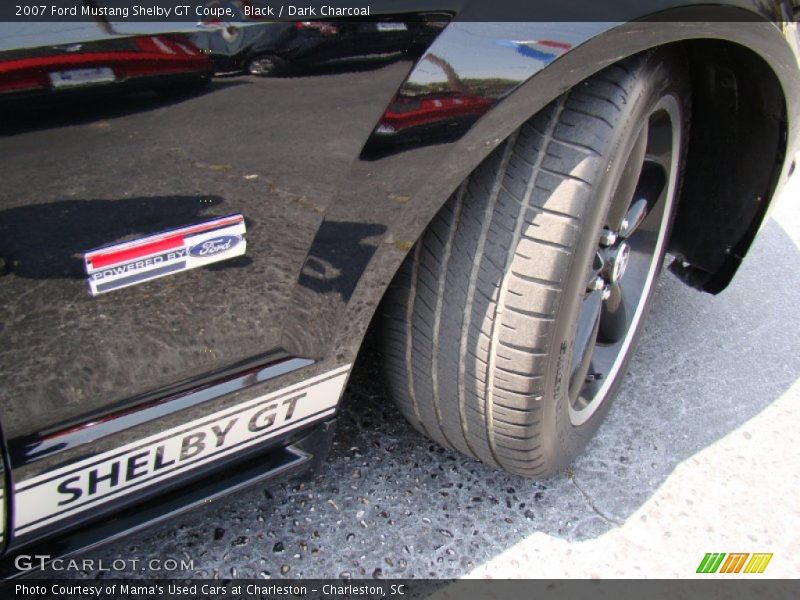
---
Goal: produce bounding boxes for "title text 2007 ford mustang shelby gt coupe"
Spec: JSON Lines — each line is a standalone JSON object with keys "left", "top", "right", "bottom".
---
{"left": 0, "top": 0, "right": 798, "bottom": 573}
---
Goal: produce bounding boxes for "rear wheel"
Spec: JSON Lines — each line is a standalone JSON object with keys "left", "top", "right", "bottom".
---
{"left": 247, "top": 55, "right": 280, "bottom": 76}
{"left": 380, "top": 49, "right": 689, "bottom": 476}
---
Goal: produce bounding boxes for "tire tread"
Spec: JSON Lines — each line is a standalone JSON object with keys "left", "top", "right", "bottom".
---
{"left": 381, "top": 53, "right": 662, "bottom": 476}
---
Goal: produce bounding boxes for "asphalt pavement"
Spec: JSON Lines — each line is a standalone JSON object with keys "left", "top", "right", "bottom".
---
{"left": 56, "top": 161, "right": 800, "bottom": 580}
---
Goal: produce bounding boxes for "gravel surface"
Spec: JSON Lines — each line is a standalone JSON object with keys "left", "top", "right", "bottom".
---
{"left": 51, "top": 171, "right": 800, "bottom": 580}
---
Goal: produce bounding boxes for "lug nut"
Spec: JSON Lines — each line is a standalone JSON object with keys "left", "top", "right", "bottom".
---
{"left": 588, "top": 276, "right": 605, "bottom": 292}
{"left": 599, "top": 229, "right": 618, "bottom": 247}
{"left": 602, "top": 286, "right": 612, "bottom": 301}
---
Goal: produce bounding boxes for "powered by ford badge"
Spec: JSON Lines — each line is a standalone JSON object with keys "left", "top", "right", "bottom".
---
{"left": 83, "top": 214, "right": 246, "bottom": 296}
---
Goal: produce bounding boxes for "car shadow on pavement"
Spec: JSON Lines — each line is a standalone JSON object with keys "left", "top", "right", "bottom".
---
{"left": 55, "top": 216, "right": 799, "bottom": 579}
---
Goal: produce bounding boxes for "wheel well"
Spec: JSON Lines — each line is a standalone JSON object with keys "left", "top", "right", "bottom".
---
{"left": 667, "top": 39, "right": 787, "bottom": 293}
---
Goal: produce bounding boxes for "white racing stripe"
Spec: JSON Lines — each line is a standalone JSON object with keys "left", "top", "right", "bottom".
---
{"left": 14, "top": 365, "right": 351, "bottom": 534}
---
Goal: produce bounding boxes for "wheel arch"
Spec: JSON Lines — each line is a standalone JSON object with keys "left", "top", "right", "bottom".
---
{"left": 378, "top": 18, "right": 796, "bottom": 298}
{"left": 668, "top": 38, "right": 788, "bottom": 292}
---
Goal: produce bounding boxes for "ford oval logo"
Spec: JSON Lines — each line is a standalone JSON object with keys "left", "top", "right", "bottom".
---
{"left": 188, "top": 235, "right": 241, "bottom": 258}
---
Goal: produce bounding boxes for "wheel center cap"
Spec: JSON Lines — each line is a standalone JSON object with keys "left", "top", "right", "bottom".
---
{"left": 609, "top": 242, "right": 631, "bottom": 283}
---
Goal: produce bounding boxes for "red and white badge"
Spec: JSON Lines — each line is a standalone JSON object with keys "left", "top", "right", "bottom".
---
{"left": 83, "top": 214, "right": 246, "bottom": 296}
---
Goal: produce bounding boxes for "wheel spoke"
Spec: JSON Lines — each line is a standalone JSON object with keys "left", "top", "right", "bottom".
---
{"left": 570, "top": 290, "right": 603, "bottom": 394}
{"left": 619, "top": 159, "right": 668, "bottom": 239}
{"left": 585, "top": 251, "right": 605, "bottom": 289}
{"left": 606, "top": 125, "right": 648, "bottom": 231}
{"left": 598, "top": 282, "right": 628, "bottom": 344}
{"left": 619, "top": 197, "right": 649, "bottom": 239}
{"left": 644, "top": 151, "right": 670, "bottom": 173}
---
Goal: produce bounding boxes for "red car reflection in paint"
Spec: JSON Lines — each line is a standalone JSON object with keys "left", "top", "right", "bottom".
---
{"left": 0, "top": 35, "right": 213, "bottom": 96}
{"left": 376, "top": 93, "right": 495, "bottom": 134}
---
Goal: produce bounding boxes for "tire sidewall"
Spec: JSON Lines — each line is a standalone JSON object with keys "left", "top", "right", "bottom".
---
{"left": 541, "top": 49, "right": 690, "bottom": 469}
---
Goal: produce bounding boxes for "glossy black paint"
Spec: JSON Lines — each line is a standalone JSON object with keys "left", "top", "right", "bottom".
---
{"left": 0, "top": 3, "right": 797, "bottom": 557}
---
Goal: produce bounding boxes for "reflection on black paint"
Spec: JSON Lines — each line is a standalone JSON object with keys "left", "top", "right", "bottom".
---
{"left": 190, "top": 19, "right": 442, "bottom": 76}
{"left": 0, "top": 78, "right": 242, "bottom": 136}
{"left": 361, "top": 91, "right": 495, "bottom": 159}
{"left": 298, "top": 221, "right": 386, "bottom": 302}
{"left": 0, "top": 196, "right": 225, "bottom": 280}
{"left": 0, "top": 33, "right": 213, "bottom": 100}
{"left": 0, "top": 33, "right": 221, "bottom": 135}
{"left": 361, "top": 53, "right": 511, "bottom": 159}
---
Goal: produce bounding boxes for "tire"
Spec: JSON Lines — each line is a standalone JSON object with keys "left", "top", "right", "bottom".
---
{"left": 247, "top": 55, "right": 280, "bottom": 76}
{"left": 379, "top": 48, "right": 689, "bottom": 477}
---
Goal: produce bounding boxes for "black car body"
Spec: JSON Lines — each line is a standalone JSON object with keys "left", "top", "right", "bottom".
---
{"left": 0, "top": 0, "right": 798, "bottom": 576}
